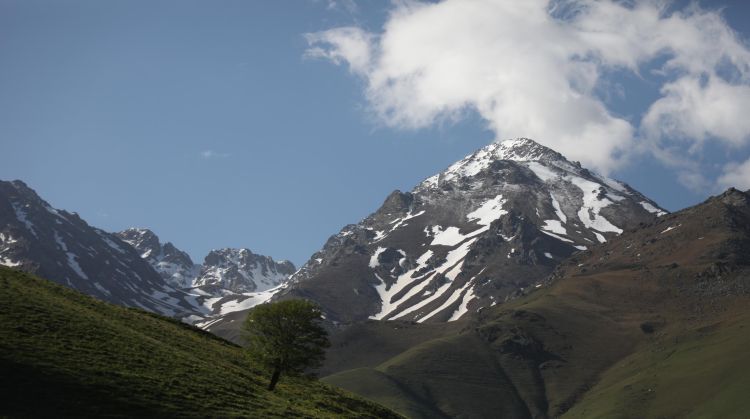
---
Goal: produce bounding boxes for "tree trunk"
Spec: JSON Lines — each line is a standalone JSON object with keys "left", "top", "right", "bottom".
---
{"left": 268, "top": 367, "right": 282, "bottom": 391}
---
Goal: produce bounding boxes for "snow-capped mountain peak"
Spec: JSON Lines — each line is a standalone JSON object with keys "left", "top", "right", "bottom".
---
{"left": 421, "top": 138, "right": 606, "bottom": 189}
{"left": 116, "top": 228, "right": 197, "bottom": 288}
{"left": 277, "top": 138, "right": 668, "bottom": 324}
{"left": 117, "top": 229, "right": 296, "bottom": 295}
{"left": 195, "top": 248, "right": 295, "bottom": 293}
{"left": 487, "top": 137, "right": 567, "bottom": 162}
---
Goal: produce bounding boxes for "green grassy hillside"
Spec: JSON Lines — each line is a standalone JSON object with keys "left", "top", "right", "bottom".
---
{"left": 0, "top": 267, "right": 400, "bottom": 418}
{"left": 566, "top": 311, "right": 750, "bottom": 418}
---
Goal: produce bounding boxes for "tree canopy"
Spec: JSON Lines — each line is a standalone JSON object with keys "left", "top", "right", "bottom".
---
{"left": 242, "top": 299, "right": 329, "bottom": 391}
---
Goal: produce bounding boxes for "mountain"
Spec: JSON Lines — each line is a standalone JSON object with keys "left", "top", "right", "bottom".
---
{"left": 0, "top": 266, "right": 399, "bottom": 418}
{"left": 270, "top": 138, "right": 665, "bottom": 325}
{"left": 116, "top": 229, "right": 294, "bottom": 294}
{"left": 0, "top": 180, "right": 299, "bottom": 325}
{"left": 0, "top": 180, "right": 200, "bottom": 317}
{"left": 187, "top": 249, "right": 297, "bottom": 329}
{"left": 116, "top": 228, "right": 199, "bottom": 288}
{"left": 116, "top": 228, "right": 296, "bottom": 324}
{"left": 195, "top": 248, "right": 295, "bottom": 293}
{"left": 321, "top": 188, "right": 750, "bottom": 418}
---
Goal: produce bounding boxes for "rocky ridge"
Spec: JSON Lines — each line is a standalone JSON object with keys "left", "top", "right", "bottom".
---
{"left": 0, "top": 180, "right": 295, "bottom": 324}
{"left": 117, "top": 229, "right": 294, "bottom": 294}
{"left": 274, "top": 138, "right": 666, "bottom": 324}
{"left": 0, "top": 180, "right": 197, "bottom": 317}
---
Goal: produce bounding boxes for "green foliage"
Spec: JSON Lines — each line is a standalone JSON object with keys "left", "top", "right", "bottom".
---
{"left": 243, "top": 299, "right": 330, "bottom": 390}
{"left": 0, "top": 267, "right": 399, "bottom": 418}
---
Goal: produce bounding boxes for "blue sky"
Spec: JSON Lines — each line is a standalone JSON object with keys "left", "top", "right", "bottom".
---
{"left": 2, "top": 0, "right": 750, "bottom": 265}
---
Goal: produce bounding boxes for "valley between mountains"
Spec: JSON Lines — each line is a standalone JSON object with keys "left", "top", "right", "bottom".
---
{"left": 2, "top": 138, "right": 749, "bottom": 417}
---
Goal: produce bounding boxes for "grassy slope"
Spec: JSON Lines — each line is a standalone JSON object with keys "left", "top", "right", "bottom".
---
{"left": 327, "top": 271, "right": 750, "bottom": 419}
{"left": 565, "top": 310, "right": 750, "bottom": 419}
{"left": 0, "top": 267, "right": 400, "bottom": 418}
{"left": 323, "top": 191, "right": 750, "bottom": 418}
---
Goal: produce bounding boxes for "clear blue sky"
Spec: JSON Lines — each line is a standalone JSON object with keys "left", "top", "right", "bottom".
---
{"left": 2, "top": 0, "right": 750, "bottom": 265}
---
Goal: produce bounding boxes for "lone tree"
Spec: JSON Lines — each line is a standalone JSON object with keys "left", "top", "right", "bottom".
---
{"left": 242, "top": 299, "right": 329, "bottom": 391}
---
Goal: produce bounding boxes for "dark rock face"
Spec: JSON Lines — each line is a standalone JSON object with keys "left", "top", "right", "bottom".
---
{"left": 117, "top": 229, "right": 295, "bottom": 294}
{"left": 320, "top": 188, "right": 750, "bottom": 419}
{"left": 0, "top": 180, "right": 199, "bottom": 317}
{"left": 195, "top": 248, "right": 295, "bottom": 293}
{"left": 278, "top": 138, "right": 666, "bottom": 324}
{"left": 116, "top": 228, "right": 198, "bottom": 288}
{"left": 0, "top": 180, "right": 297, "bottom": 324}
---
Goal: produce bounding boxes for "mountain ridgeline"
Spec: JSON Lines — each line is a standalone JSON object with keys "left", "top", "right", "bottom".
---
{"left": 0, "top": 182, "right": 295, "bottom": 323}
{"left": 116, "top": 227, "right": 295, "bottom": 293}
{"left": 0, "top": 180, "right": 198, "bottom": 317}
{"left": 321, "top": 188, "right": 750, "bottom": 418}
{"left": 2, "top": 137, "right": 749, "bottom": 417}
{"left": 206, "top": 138, "right": 665, "bottom": 336}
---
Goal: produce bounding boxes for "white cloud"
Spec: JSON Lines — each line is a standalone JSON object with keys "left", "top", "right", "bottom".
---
{"left": 305, "top": 0, "right": 750, "bottom": 180}
{"left": 304, "top": 27, "right": 373, "bottom": 74}
{"left": 325, "top": 0, "right": 358, "bottom": 14}
{"left": 642, "top": 76, "right": 750, "bottom": 151}
{"left": 718, "top": 158, "right": 750, "bottom": 190}
{"left": 200, "top": 150, "right": 230, "bottom": 159}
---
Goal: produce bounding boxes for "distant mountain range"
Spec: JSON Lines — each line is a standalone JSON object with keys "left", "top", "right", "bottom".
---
{"left": 0, "top": 180, "right": 294, "bottom": 323}
{"left": 0, "top": 138, "right": 667, "bottom": 332}
{"left": 3, "top": 138, "right": 750, "bottom": 417}
{"left": 116, "top": 227, "right": 294, "bottom": 294}
{"left": 205, "top": 138, "right": 666, "bottom": 338}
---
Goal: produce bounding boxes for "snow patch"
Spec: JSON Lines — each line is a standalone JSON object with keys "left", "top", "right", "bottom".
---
{"left": 0, "top": 256, "right": 21, "bottom": 267}
{"left": 527, "top": 161, "right": 623, "bottom": 235}
{"left": 568, "top": 176, "right": 623, "bottom": 234}
{"left": 96, "top": 231, "right": 127, "bottom": 254}
{"left": 660, "top": 224, "right": 680, "bottom": 234}
{"left": 430, "top": 226, "right": 465, "bottom": 246}
{"left": 542, "top": 220, "right": 567, "bottom": 236}
{"left": 0, "top": 232, "right": 19, "bottom": 245}
{"left": 217, "top": 291, "right": 275, "bottom": 315}
{"left": 526, "top": 161, "right": 558, "bottom": 182}
{"left": 641, "top": 201, "right": 667, "bottom": 217}
{"left": 54, "top": 231, "right": 89, "bottom": 280}
{"left": 419, "top": 269, "right": 486, "bottom": 323}
{"left": 550, "top": 194, "right": 567, "bottom": 223}
{"left": 467, "top": 195, "right": 508, "bottom": 226}
{"left": 540, "top": 230, "right": 574, "bottom": 243}
{"left": 446, "top": 284, "right": 478, "bottom": 322}
{"left": 11, "top": 203, "right": 37, "bottom": 237}
{"left": 66, "top": 252, "right": 88, "bottom": 279}
{"left": 93, "top": 282, "right": 111, "bottom": 296}
{"left": 388, "top": 210, "right": 426, "bottom": 232}
{"left": 379, "top": 238, "right": 478, "bottom": 320}
{"left": 369, "top": 247, "right": 387, "bottom": 268}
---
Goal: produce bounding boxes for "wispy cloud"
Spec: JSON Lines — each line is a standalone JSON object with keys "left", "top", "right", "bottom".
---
{"left": 200, "top": 150, "right": 230, "bottom": 159}
{"left": 305, "top": 0, "right": 750, "bottom": 189}
{"left": 718, "top": 158, "right": 750, "bottom": 190}
{"left": 326, "top": 0, "right": 358, "bottom": 14}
